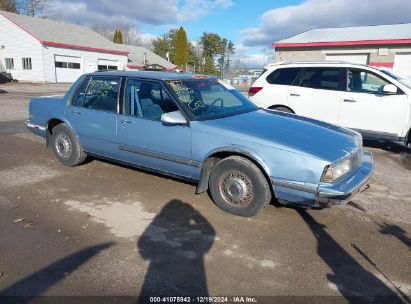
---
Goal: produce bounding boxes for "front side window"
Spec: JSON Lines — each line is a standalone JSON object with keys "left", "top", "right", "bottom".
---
{"left": 124, "top": 79, "right": 178, "bottom": 121}
{"left": 5, "top": 58, "right": 14, "bottom": 70}
{"left": 77, "top": 77, "right": 120, "bottom": 112}
{"left": 299, "top": 68, "right": 343, "bottom": 91}
{"left": 166, "top": 79, "right": 257, "bottom": 120}
{"left": 266, "top": 68, "right": 301, "bottom": 85}
{"left": 348, "top": 69, "right": 391, "bottom": 94}
{"left": 22, "top": 58, "right": 32, "bottom": 70}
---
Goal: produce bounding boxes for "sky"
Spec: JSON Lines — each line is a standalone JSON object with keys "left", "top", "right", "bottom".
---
{"left": 47, "top": 0, "right": 411, "bottom": 67}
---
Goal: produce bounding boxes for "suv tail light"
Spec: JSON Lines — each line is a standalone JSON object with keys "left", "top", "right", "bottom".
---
{"left": 248, "top": 87, "right": 263, "bottom": 97}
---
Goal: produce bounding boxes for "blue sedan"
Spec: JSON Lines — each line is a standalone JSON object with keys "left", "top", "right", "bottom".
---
{"left": 26, "top": 71, "right": 373, "bottom": 216}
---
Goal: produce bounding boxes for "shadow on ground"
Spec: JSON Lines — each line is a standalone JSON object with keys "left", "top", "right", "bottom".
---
{"left": 363, "top": 139, "right": 410, "bottom": 154}
{"left": 0, "top": 242, "right": 113, "bottom": 302}
{"left": 297, "top": 209, "right": 408, "bottom": 304}
{"left": 137, "top": 199, "right": 215, "bottom": 298}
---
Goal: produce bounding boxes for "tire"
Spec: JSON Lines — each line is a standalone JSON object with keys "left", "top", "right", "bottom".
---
{"left": 271, "top": 106, "right": 293, "bottom": 113}
{"left": 209, "top": 156, "right": 271, "bottom": 217}
{"left": 51, "top": 124, "right": 86, "bottom": 167}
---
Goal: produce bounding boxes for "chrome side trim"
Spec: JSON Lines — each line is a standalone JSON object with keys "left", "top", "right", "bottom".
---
{"left": 270, "top": 177, "right": 318, "bottom": 194}
{"left": 26, "top": 122, "right": 46, "bottom": 131}
{"left": 118, "top": 145, "right": 201, "bottom": 168}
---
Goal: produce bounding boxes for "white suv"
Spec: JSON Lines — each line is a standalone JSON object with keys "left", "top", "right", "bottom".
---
{"left": 249, "top": 61, "right": 411, "bottom": 145}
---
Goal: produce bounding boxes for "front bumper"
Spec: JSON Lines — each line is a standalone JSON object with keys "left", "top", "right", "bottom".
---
{"left": 315, "top": 151, "right": 373, "bottom": 206}
{"left": 271, "top": 151, "right": 373, "bottom": 208}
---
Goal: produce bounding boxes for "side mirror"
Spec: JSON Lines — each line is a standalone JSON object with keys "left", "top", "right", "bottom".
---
{"left": 161, "top": 111, "right": 188, "bottom": 125}
{"left": 382, "top": 84, "right": 398, "bottom": 94}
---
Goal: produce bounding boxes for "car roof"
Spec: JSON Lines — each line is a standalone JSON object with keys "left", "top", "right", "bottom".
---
{"left": 87, "top": 70, "right": 218, "bottom": 81}
{"left": 264, "top": 61, "right": 372, "bottom": 69}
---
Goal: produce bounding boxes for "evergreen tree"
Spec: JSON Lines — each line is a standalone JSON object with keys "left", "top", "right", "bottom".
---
{"left": 0, "top": 0, "right": 17, "bottom": 13}
{"left": 117, "top": 30, "right": 124, "bottom": 44}
{"left": 113, "top": 30, "right": 118, "bottom": 43}
{"left": 174, "top": 26, "right": 188, "bottom": 69}
{"left": 203, "top": 55, "right": 216, "bottom": 75}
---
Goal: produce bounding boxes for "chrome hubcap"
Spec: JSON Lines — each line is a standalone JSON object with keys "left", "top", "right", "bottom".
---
{"left": 220, "top": 171, "right": 253, "bottom": 207}
{"left": 55, "top": 134, "right": 72, "bottom": 159}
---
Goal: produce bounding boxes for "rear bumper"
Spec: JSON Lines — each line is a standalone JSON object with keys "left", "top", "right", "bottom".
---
{"left": 271, "top": 151, "right": 374, "bottom": 208}
{"left": 25, "top": 120, "right": 46, "bottom": 138}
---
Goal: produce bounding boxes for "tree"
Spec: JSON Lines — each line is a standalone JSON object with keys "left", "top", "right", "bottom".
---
{"left": 203, "top": 55, "right": 216, "bottom": 75}
{"left": 0, "top": 0, "right": 17, "bottom": 12}
{"left": 200, "top": 32, "right": 234, "bottom": 76}
{"left": 113, "top": 30, "right": 124, "bottom": 44}
{"left": 151, "top": 28, "right": 179, "bottom": 62}
{"left": 174, "top": 27, "right": 188, "bottom": 69}
{"left": 19, "top": 0, "right": 47, "bottom": 17}
{"left": 152, "top": 36, "right": 170, "bottom": 60}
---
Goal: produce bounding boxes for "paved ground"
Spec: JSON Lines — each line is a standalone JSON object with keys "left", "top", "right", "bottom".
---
{"left": 0, "top": 82, "right": 410, "bottom": 303}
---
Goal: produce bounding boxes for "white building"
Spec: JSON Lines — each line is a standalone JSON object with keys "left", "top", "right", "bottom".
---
{"left": 0, "top": 10, "right": 176, "bottom": 83}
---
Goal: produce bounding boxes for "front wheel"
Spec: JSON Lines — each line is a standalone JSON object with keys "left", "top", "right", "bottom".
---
{"left": 51, "top": 124, "right": 87, "bottom": 167}
{"left": 209, "top": 156, "right": 272, "bottom": 217}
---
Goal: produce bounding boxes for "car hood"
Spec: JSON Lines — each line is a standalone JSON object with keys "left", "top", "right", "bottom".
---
{"left": 192, "top": 109, "right": 361, "bottom": 162}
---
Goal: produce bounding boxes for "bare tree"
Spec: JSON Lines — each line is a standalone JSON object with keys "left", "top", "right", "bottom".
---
{"left": 19, "top": 0, "right": 48, "bottom": 17}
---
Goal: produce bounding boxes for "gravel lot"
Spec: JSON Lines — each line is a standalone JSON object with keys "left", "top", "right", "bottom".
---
{"left": 0, "top": 82, "right": 410, "bottom": 303}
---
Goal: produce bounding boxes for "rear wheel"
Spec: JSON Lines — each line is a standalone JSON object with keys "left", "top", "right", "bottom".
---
{"left": 209, "top": 156, "right": 271, "bottom": 217}
{"left": 270, "top": 106, "right": 293, "bottom": 113}
{"left": 51, "top": 124, "right": 86, "bottom": 166}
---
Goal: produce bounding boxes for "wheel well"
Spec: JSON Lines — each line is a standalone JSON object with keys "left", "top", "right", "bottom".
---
{"left": 268, "top": 105, "right": 295, "bottom": 113}
{"left": 46, "top": 118, "right": 64, "bottom": 147}
{"left": 196, "top": 151, "right": 275, "bottom": 199}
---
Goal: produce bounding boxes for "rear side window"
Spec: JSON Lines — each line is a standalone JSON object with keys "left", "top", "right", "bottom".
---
{"left": 266, "top": 68, "right": 301, "bottom": 85}
{"left": 71, "top": 77, "right": 90, "bottom": 107}
{"left": 80, "top": 77, "right": 120, "bottom": 112}
{"left": 299, "top": 68, "right": 343, "bottom": 91}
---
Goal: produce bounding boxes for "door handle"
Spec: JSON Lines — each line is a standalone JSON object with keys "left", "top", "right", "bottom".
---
{"left": 72, "top": 110, "right": 82, "bottom": 115}
{"left": 290, "top": 93, "right": 301, "bottom": 97}
{"left": 120, "top": 119, "right": 132, "bottom": 124}
{"left": 343, "top": 98, "right": 357, "bottom": 103}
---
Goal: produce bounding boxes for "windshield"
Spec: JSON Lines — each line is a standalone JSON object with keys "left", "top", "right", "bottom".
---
{"left": 380, "top": 69, "right": 411, "bottom": 89}
{"left": 166, "top": 79, "right": 258, "bottom": 120}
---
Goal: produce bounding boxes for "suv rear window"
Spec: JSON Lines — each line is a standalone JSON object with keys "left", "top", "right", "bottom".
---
{"left": 266, "top": 68, "right": 301, "bottom": 85}
{"left": 299, "top": 68, "right": 343, "bottom": 91}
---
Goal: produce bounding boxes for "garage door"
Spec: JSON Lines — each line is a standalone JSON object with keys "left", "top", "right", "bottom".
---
{"left": 97, "top": 59, "right": 119, "bottom": 70}
{"left": 393, "top": 53, "right": 411, "bottom": 78}
{"left": 325, "top": 54, "right": 369, "bottom": 65}
{"left": 55, "top": 55, "right": 82, "bottom": 83}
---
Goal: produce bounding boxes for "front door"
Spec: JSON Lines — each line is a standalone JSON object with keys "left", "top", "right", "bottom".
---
{"left": 65, "top": 76, "right": 121, "bottom": 156}
{"left": 116, "top": 78, "right": 192, "bottom": 178}
{"left": 287, "top": 67, "right": 344, "bottom": 124}
{"left": 339, "top": 68, "right": 409, "bottom": 137}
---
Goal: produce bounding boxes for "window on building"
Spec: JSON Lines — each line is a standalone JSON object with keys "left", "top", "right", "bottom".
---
{"left": 55, "top": 61, "right": 80, "bottom": 69}
{"left": 81, "top": 77, "right": 120, "bottom": 112}
{"left": 266, "top": 68, "right": 301, "bottom": 85}
{"left": 347, "top": 69, "right": 392, "bottom": 94}
{"left": 5, "top": 58, "right": 14, "bottom": 70}
{"left": 97, "top": 65, "right": 118, "bottom": 71}
{"left": 299, "top": 68, "right": 343, "bottom": 91}
{"left": 22, "top": 58, "right": 32, "bottom": 70}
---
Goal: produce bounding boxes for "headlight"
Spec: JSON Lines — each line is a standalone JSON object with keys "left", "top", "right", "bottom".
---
{"left": 322, "top": 156, "right": 355, "bottom": 182}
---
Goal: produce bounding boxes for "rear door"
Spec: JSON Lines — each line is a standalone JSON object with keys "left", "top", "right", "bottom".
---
{"left": 251, "top": 67, "right": 301, "bottom": 108}
{"left": 339, "top": 68, "right": 409, "bottom": 137}
{"left": 287, "top": 67, "right": 344, "bottom": 124}
{"left": 65, "top": 76, "right": 121, "bottom": 156}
